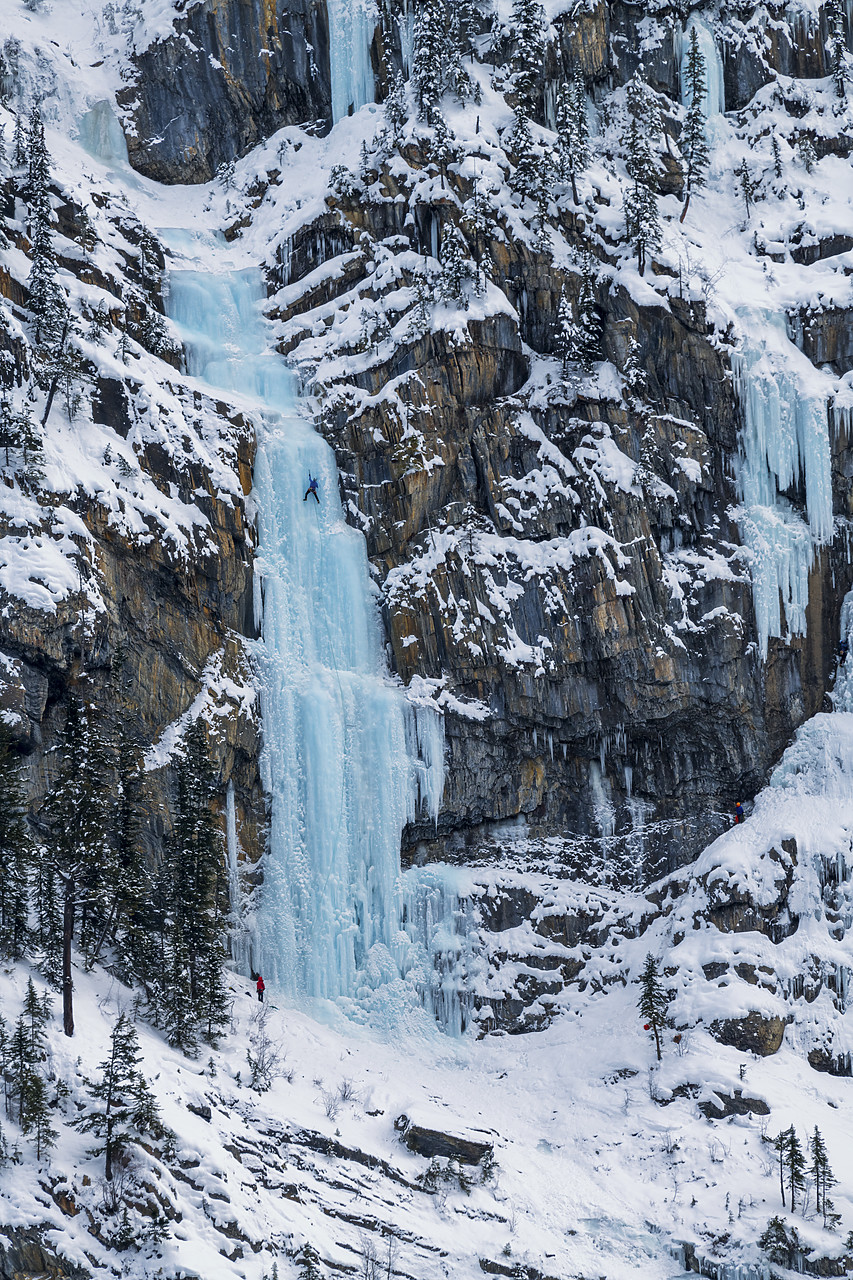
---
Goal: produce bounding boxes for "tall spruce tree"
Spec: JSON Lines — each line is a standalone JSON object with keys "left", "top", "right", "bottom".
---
{"left": 0, "top": 723, "right": 32, "bottom": 958}
{"left": 623, "top": 73, "right": 662, "bottom": 275}
{"left": 680, "top": 28, "right": 710, "bottom": 223}
{"left": 554, "top": 287, "right": 576, "bottom": 375}
{"left": 157, "top": 720, "right": 228, "bottom": 1050}
{"left": 574, "top": 256, "right": 601, "bottom": 370}
{"left": 507, "top": 113, "right": 540, "bottom": 202}
{"left": 510, "top": 0, "right": 545, "bottom": 116}
{"left": 412, "top": 0, "right": 449, "bottom": 123}
{"left": 638, "top": 952, "right": 668, "bottom": 1061}
{"left": 42, "top": 695, "right": 113, "bottom": 1035}
{"left": 826, "top": 0, "right": 847, "bottom": 99}
{"left": 25, "top": 106, "right": 66, "bottom": 350}
{"left": 774, "top": 1126, "right": 807, "bottom": 1212}
{"left": 76, "top": 1013, "right": 161, "bottom": 1182}
{"left": 12, "top": 114, "right": 26, "bottom": 168}
{"left": 809, "top": 1125, "right": 840, "bottom": 1228}
{"left": 555, "top": 77, "right": 590, "bottom": 205}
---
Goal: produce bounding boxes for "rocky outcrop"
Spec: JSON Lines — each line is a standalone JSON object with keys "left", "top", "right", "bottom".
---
{"left": 0, "top": 1225, "right": 89, "bottom": 1280}
{"left": 122, "top": 0, "right": 335, "bottom": 183}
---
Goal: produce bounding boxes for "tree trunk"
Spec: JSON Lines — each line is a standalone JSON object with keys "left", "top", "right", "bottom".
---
{"left": 62, "top": 876, "right": 75, "bottom": 1037}
{"left": 570, "top": 171, "right": 579, "bottom": 205}
{"left": 679, "top": 191, "right": 691, "bottom": 224}
{"left": 653, "top": 1021, "right": 661, "bottom": 1061}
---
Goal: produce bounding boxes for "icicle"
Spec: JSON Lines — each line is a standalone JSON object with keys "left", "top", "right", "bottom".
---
{"left": 733, "top": 311, "right": 834, "bottom": 657}
{"left": 327, "top": 0, "right": 377, "bottom": 122}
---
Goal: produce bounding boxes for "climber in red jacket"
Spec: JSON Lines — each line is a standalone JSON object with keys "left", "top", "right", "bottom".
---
{"left": 256, "top": 974, "right": 265, "bottom": 1003}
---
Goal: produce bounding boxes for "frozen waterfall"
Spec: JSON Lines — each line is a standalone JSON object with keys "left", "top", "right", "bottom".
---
{"left": 733, "top": 310, "right": 834, "bottom": 657}
{"left": 679, "top": 14, "right": 725, "bottom": 117}
{"left": 327, "top": 0, "right": 377, "bottom": 122}
{"left": 161, "top": 232, "right": 474, "bottom": 1033}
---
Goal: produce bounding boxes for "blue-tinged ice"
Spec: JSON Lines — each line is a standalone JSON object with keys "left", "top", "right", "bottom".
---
{"left": 162, "top": 240, "right": 467, "bottom": 1031}
{"left": 679, "top": 14, "right": 725, "bottom": 117}
{"left": 733, "top": 310, "right": 834, "bottom": 657}
{"left": 327, "top": 0, "right": 377, "bottom": 122}
{"left": 79, "top": 100, "right": 130, "bottom": 166}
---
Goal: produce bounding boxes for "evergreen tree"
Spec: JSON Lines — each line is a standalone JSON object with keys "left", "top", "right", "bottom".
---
{"left": 298, "top": 1245, "right": 323, "bottom": 1280}
{"left": 771, "top": 133, "right": 783, "bottom": 180}
{"left": 12, "top": 114, "right": 26, "bottom": 168}
{"left": 430, "top": 113, "right": 456, "bottom": 189}
{"left": 26, "top": 104, "right": 51, "bottom": 214}
{"left": 534, "top": 188, "right": 552, "bottom": 254}
{"left": 555, "top": 77, "right": 590, "bottom": 205}
{"left": 462, "top": 176, "right": 492, "bottom": 295}
{"left": 826, "top": 0, "right": 847, "bottom": 99}
{"left": 774, "top": 1126, "right": 807, "bottom": 1212}
{"left": 105, "top": 647, "right": 149, "bottom": 980}
{"left": 76, "top": 1013, "right": 161, "bottom": 1182}
{"left": 797, "top": 135, "right": 817, "bottom": 173}
{"left": 735, "top": 158, "right": 757, "bottom": 216}
{"left": 20, "top": 1069, "right": 56, "bottom": 1160}
{"left": 507, "top": 113, "right": 540, "bottom": 203}
{"left": 638, "top": 952, "right": 668, "bottom": 1061}
{"left": 679, "top": 28, "right": 710, "bottom": 223}
{"left": 623, "top": 73, "right": 662, "bottom": 275}
{"left": 42, "top": 695, "right": 113, "bottom": 1035}
{"left": 439, "top": 226, "right": 471, "bottom": 307}
{"left": 0, "top": 723, "right": 32, "bottom": 958}
{"left": 407, "top": 259, "right": 436, "bottom": 341}
{"left": 412, "top": 0, "right": 449, "bottom": 123}
{"left": 385, "top": 72, "right": 408, "bottom": 143}
{"left": 622, "top": 337, "right": 647, "bottom": 403}
{"left": 574, "top": 256, "right": 601, "bottom": 370}
{"left": 554, "top": 287, "right": 575, "bottom": 375}
{"left": 809, "top": 1126, "right": 840, "bottom": 1229}
{"left": 157, "top": 721, "right": 228, "bottom": 1050}
{"left": 759, "top": 1216, "right": 796, "bottom": 1267}
{"left": 510, "top": 0, "right": 545, "bottom": 116}
{"left": 27, "top": 216, "right": 66, "bottom": 350}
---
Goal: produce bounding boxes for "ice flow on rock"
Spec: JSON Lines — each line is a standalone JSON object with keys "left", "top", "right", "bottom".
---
{"left": 162, "top": 236, "right": 472, "bottom": 1032}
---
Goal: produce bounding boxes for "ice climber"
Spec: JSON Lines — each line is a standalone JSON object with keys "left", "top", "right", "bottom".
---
{"left": 304, "top": 474, "right": 320, "bottom": 503}
{"left": 839, "top": 637, "right": 849, "bottom": 665}
{"left": 734, "top": 800, "right": 744, "bottom": 825}
{"left": 256, "top": 974, "right": 265, "bottom": 1003}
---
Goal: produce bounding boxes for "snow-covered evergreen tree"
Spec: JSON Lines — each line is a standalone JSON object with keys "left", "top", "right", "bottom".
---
{"left": 809, "top": 1126, "right": 840, "bottom": 1228}
{"left": 622, "top": 337, "right": 647, "bottom": 403}
{"left": 385, "top": 71, "right": 408, "bottom": 143}
{"left": 638, "top": 953, "right": 668, "bottom": 1061}
{"left": 41, "top": 696, "right": 113, "bottom": 1035}
{"left": 774, "top": 1126, "right": 806, "bottom": 1211}
{"left": 0, "top": 724, "right": 32, "bottom": 960}
{"left": 623, "top": 73, "right": 662, "bottom": 275}
{"left": 412, "top": 0, "right": 449, "bottom": 123}
{"left": 554, "top": 287, "right": 576, "bottom": 375}
{"left": 156, "top": 720, "right": 228, "bottom": 1050}
{"left": 679, "top": 28, "right": 710, "bottom": 222}
{"left": 555, "top": 78, "right": 590, "bottom": 205}
{"left": 797, "top": 135, "right": 817, "bottom": 173}
{"left": 509, "top": 0, "right": 545, "bottom": 116}
{"left": 826, "top": 0, "right": 848, "bottom": 98}
{"left": 439, "top": 226, "right": 472, "bottom": 307}
{"left": 12, "top": 114, "right": 26, "bottom": 168}
{"left": 76, "top": 1013, "right": 162, "bottom": 1184}
{"left": 507, "top": 113, "right": 539, "bottom": 203}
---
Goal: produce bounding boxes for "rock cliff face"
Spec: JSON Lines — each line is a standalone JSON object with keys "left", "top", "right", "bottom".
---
{"left": 0, "top": 191, "right": 264, "bottom": 872}
{"left": 122, "top": 0, "right": 335, "bottom": 182}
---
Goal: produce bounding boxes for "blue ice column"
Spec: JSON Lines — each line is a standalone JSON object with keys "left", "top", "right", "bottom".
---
{"left": 733, "top": 310, "right": 834, "bottom": 656}
{"left": 327, "top": 0, "right": 377, "bottom": 121}
{"left": 679, "top": 14, "right": 725, "bottom": 117}
{"left": 163, "top": 251, "right": 460, "bottom": 1025}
